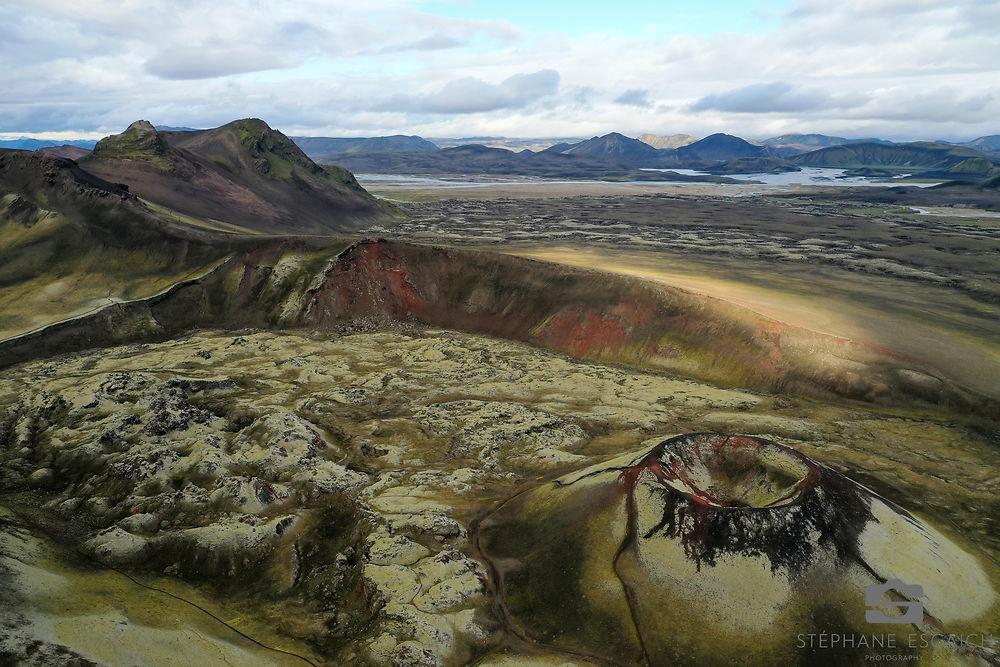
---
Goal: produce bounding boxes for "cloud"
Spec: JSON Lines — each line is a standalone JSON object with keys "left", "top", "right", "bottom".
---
{"left": 691, "top": 82, "right": 843, "bottom": 113}
{"left": 386, "top": 69, "right": 560, "bottom": 114}
{"left": 144, "top": 46, "right": 293, "bottom": 80}
{"left": 853, "top": 89, "right": 998, "bottom": 124}
{"left": 1, "top": 0, "right": 999, "bottom": 140}
{"left": 614, "top": 89, "right": 651, "bottom": 107}
{"left": 380, "top": 33, "right": 467, "bottom": 53}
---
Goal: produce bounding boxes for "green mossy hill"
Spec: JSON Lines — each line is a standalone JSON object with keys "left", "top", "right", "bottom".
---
{"left": 80, "top": 118, "right": 396, "bottom": 234}
{"left": 171, "top": 118, "right": 325, "bottom": 180}
{"left": 322, "top": 164, "right": 369, "bottom": 195}
{"left": 0, "top": 149, "right": 235, "bottom": 339}
{"left": 345, "top": 135, "right": 438, "bottom": 153}
{"left": 704, "top": 157, "right": 800, "bottom": 174}
{"left": 791, "top": 141, "right": 999, "bottom": 176}
{"left": 0, "top": 149, "right": 134, "bottom": 215}
{"left": 979, "top": 174, "right": 1000, "bottom": 190}
{"left": 90, "top": 120, "right": 175, "bottom": 168}
{"left": 935, "top": 172, "right": 1000, "bottom": 191}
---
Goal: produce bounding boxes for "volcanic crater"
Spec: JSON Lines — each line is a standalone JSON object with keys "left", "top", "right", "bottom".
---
{"left": 476, "top": 433, "right": 999, "bottom": 665}
{"left": 629, "top": 433, "right": 817, "bottom": 509}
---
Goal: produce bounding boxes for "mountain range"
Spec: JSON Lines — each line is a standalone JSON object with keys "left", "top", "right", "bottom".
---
{"left": 330, "top": 130, "right": 1000, "bottom": 181}
{"left": 788, "top": 141, "right": 999, "bottom": 178}
{"left": 291, "top": 134, "right": 438, "bottom": 161}
{"left": 0, "top": 137, "right": 97, "bottom": 151}
{"left": 326, "top": 141, "right": 746, "bottom": 183}
{"left": 951, "top": 135, "right": 1000, "bottom": 158}
{"left": 9, "top": 123, "right": 1000, "bottom": 184}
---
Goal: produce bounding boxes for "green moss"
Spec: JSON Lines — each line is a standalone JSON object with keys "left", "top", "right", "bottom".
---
{"left": 90, "top": 120, "right": 175, "bottom": 169}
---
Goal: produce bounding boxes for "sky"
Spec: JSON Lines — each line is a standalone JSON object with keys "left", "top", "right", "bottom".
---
{"left": 1, "top": 0, "right": 998, "bottom": 141}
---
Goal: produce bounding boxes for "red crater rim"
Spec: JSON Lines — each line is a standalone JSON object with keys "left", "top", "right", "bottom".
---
{"left": 630, "top": 433, "right": 820, "bottom": 509}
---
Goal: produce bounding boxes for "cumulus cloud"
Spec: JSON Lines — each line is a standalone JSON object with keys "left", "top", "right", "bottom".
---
{"left": 144, "top": 46, "right": 294, "bottom": 80}
{"left": 691, "top": 82, "right": 826, "bottom": 113}
{"left": 380, "top": 33, "right": 467, "bottom": 53}
{"left": 614, "top": 89, "right": 651, "bottom": 108}
{"left": 385, "top": 70, "right": 560, "bottom": 114}
{"left": 853, "top": 89, "right": 998, "bottom": 124}
{"left": 1, "top": 0, "right": 998, "bottom": 140}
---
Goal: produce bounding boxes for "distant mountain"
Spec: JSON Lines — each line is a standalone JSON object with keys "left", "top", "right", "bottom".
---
{"left": 789, "top": 141, "right": 999, "bottom": 177}
{"left": 540, "top": 142, "right": 577, "bottom": 153}
{"left": 0, "top": 138, "right": 97, "bottom": 151}
{"left": 760, "top": 134, "right": 893, "bottom": 157}
{"left": 635, "top": 133, "right": 698, "bottom": 149}
{"left": 292, "top": 135, "right": 437, "bottom": 159}
{"left": 960, "top": 135, "right": 1000, "bottom": 157}
{"left": 762, "top": 134, "right": 849, "bottom": 148}
{"left": 347, "top": 135, "right": 437, "bottom": 154}
{"left": 290, "top": 137, "right": 364, "bottom": 157}
{"left": 559, "top": 132, "right": 662, "bottom": 163}
{"left": 330, "top": 143, "right": 746, "bottom": 183}
{"left": 80, "top": 119, "right": 393, "bottom": 234}
{"left": 675, "top": 133, "right": 773, "bottom": 163}
{"left": 156, "top": 125, "right": 202, "bottom": 132}
{"left": 429, "top": 137, "right": 586, "bottom": 151}
{"left": 37, "top": 145, "right": 92, "bottom": 160}
{"left": 761, "top": 134, "right": 890, "bottom": 147}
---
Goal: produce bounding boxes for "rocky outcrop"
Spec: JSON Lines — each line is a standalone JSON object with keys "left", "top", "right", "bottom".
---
{"left": 91, "top": 120, "right": 174, "bottom": 166}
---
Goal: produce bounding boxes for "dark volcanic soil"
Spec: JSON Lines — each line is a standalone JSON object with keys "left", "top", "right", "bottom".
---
{"left": 364, "top": 194, "right": 1000, "bottom": 302}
